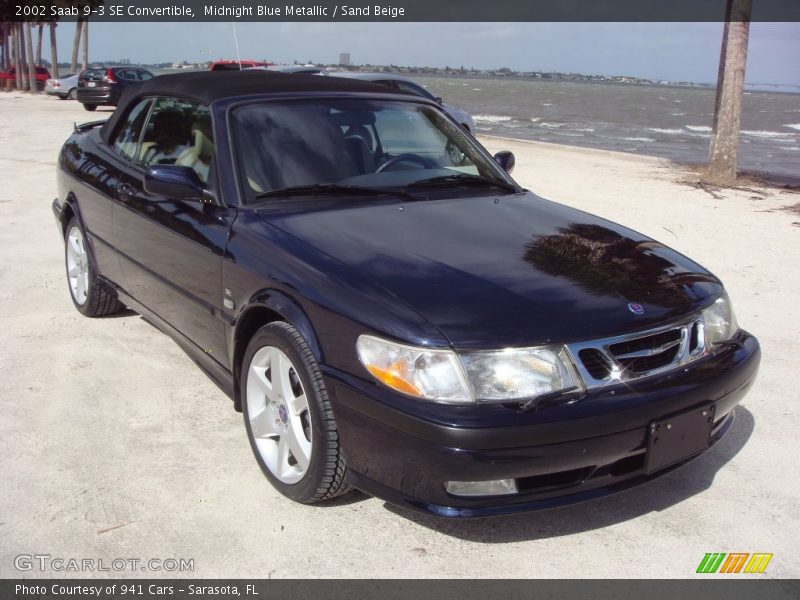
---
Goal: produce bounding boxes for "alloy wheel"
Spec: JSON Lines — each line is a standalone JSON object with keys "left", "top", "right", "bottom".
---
{"left": 66, "top": 225, "right": 89, "bottom": 306}
{"left": 246, "top": 346, "right": 313, "bottom": 484}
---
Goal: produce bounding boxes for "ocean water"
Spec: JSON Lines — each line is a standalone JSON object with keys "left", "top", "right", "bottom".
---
{"left": 420, "top": 76, "right": 799, "bottom": 180}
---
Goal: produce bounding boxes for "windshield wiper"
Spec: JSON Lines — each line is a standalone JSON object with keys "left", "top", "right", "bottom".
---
{"left": 254, "top": 183, "right": 419, "bottom": 202}
{"left": 406, "top": 174, "right": 518, "bottom": 194}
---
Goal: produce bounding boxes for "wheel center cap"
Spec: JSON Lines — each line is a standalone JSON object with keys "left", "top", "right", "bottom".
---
{"left": 278, "top": 404, "right": 288, "bottom": 424}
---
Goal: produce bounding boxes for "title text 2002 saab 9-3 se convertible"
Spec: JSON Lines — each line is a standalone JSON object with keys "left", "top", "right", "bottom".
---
{"left": 54, "top": 71, "right": 760, "bottom": 517}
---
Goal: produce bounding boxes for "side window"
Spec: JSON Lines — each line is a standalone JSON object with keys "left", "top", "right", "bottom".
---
{"left": 395, "top": 81, "right": 435, "bottom": 101}
{"left": 112, "top": 98, "right": 153, "bottom": 162}
{"left": 138, "top": 70, "right": 153, "bottom": 81}
{"left": 140, "top": 97, "right": 214, "bottom": 184}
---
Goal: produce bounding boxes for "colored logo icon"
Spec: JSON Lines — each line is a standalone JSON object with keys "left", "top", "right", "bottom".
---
{"left": 696, "top": 553, "right": 773, "bottom": 574}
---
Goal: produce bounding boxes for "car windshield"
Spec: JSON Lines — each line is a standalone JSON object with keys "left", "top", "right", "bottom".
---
{"left": 233, "top": 99, "right": 517, "bottom": 205}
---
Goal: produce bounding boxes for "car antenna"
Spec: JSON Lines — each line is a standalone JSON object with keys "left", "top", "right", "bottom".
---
{"left": 232, "top": 22, "right": 243, "bottom": 71}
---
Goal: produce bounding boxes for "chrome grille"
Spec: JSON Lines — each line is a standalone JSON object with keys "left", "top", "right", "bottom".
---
{"left": 578, "top": 348, "right": 613, "bottom": 380}
{"left": 567, "top": 317, "right": 707, "bottom": 389}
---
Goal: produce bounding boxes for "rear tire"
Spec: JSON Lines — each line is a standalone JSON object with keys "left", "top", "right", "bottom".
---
{"left": 242, "top": 322, "right": 351, "bottom": 504}
{"left": 64, "top": 217, "right": 122, "bottom": 317}
{"left": 83, "top": 103, "right": 97, "bottom": 112}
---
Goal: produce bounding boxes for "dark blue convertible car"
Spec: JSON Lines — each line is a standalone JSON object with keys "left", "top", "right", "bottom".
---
{"left": 54, "top": 71, "right": 760, "bottom": 517}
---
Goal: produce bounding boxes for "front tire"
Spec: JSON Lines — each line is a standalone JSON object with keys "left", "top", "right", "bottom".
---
{"left": 64, "top": 217, "right": 122, "bottom": 317}
{"left": 83, "top": 103, "right": 97, "bottom": 111}
{"left": 67, "top": 88, "right": 77, "bottom": 100}
{"left": 242, "top": 322, "right": 351, "bottom": 503}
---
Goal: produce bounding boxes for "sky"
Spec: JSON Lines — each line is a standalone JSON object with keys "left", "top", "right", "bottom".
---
{"left": 52, "top": 21, "right": 800, "bottom": 86}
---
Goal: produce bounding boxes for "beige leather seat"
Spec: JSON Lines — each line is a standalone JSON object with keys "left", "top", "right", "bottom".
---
{"left": 138, "top": 141, "right": 157, "bottom": 164}
{"left": 175, "top": 129, "right": 214, "bottom": 182}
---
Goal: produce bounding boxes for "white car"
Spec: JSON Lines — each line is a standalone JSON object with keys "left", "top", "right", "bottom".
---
{"left": 330, "top": 72, "right": 476, "bottom": 133}
{"left": 45, "top": 72, "right": 79, "bottom": 100}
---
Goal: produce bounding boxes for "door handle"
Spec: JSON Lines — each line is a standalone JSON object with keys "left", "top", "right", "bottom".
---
{"left": 117, "top": 183, "right": 135, "bottom": 202}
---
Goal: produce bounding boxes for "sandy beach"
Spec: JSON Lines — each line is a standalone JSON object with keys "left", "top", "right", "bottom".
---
{"left": 1, "top": 91, "right": 798, "bottom": 578}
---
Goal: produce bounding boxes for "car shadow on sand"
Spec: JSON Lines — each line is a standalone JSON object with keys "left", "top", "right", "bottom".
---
{"left": 101, "top": 307, "right": 137, "bottom": 318}
{"left": 382, "top": 406, "right": 755, "bottom": 542}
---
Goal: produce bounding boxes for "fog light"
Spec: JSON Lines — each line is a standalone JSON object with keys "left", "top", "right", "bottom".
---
{"left": 445, "top": 479, "right": 518, "bottom": 497}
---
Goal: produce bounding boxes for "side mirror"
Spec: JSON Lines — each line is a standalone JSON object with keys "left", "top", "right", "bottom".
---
{"left": 493, "top": 151, "right": 515, "bottom": 174}
{"left": 144, "top": 165, "right": 204, "bottom": 201}
{"left": 434, "top": 96, "right": 444, "bottom": 106}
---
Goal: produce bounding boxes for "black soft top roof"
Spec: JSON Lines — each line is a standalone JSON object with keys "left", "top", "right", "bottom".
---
{"left": 100, "top": 70, "right": 411, "bottom": 143}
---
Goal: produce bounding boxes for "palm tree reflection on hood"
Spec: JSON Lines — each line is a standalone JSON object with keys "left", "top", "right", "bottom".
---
{"left": 523, "top": 223, "right": 716, "bottom": 308}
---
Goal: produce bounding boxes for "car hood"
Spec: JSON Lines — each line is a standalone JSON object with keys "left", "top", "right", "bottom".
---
{"left": 260, "top": 192, "right": 722, "bottom": 349}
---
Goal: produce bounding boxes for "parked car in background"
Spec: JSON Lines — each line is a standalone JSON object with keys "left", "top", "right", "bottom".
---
{"left": 210, "top": 60, "right": 273, "bottom": 71}
{"left": 77, "top": 66, "right": 154, "bottom": 111}
{"left": 45, "top": 72, "right": 79, "bottom": 100}
{"left": 53, "top": 71, "right": 759, "bottom": 518}
{"left": 0, "top": 66, "right": 51, "bottom": 90}
{"left": 331, "top": 71, "right": 476, "bottom": 132}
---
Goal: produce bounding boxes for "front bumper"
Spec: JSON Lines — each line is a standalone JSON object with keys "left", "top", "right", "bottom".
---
{"left": 324, "top": 331, "right": 760, "bottom": 517}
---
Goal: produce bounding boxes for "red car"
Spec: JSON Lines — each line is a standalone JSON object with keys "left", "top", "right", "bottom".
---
{"left": 0, "top": 66, "right": 51, "bottom": 90}
{"left": 209, "top": 60, "right": 273, "bottom": 71}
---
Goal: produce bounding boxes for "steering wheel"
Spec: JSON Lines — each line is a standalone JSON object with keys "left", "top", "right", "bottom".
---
{"left": 376, "top": 153, "right": 436, "bottom": 173}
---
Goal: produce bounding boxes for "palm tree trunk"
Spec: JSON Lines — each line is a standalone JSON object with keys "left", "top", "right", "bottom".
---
{"left": 49, "top": 23, "right": 59, "bottom": 78}
{"left": 0, "top": 24, "right": 6, "bottom": 71}
{"left": 17, "top": 24, "right": 27, "bottom": 90}
{"left": 24, "top": 22, "right": 37, "bottom": 91}
{"left": 36, "top": 23, "right": 43, "bottom": 66}
{"left": 81, "top": 19, "right": 88, "bottom": 70}
{"left": 70, "top": 18, "right": 82, "bottom": 73}
{"left": 4, "top": 24, "right": 9, "bottom": 71}
{"left": 707, "top": 0, "right": 752, "bottom": 184}
{"left": 13, "top": 25, "right": 22, "bottom": 88}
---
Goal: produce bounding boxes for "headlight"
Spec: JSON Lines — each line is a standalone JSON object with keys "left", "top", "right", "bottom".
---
{"left": 356, "top": 335, "right": 472, "bottom": 403}
{"left": 356, "top": 335, "right": 583, "bottom": 405}
{"left": 701, "top": 292, "right": 738, "bottom": 347}
{"left": 460, "top": 347, "right": 582, "bottom": 402}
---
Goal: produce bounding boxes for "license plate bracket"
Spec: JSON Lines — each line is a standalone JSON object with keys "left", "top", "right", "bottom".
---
{"left": 645, "top": 403, "right": 715, "bottom": 474}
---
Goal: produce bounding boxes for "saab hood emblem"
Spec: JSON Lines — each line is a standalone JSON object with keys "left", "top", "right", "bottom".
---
{"left": 628, "top": 302, "right": 645, "bottom": 315}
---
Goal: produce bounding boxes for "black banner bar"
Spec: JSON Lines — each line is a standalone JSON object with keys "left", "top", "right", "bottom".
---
{"left": 2, "top": 0, "right": 800, "bottom": 22}
{"left": 2, "top": 580, "right": 800, "bottom": 600}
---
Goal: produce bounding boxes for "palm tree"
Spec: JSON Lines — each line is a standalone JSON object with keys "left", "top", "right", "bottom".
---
{"left": 24, "top": 21, "right": 37, "bottom": 91}
{"left": 707, "top": 0, "right": 753, "bottom": 184}
{"left": 49, "top": 22, "right": 59, "bottom": 79}
{"left": 81, "top": 17, "right": 88, "bottom": 70}
{"left": 0, "top": 23, "right": 8, "bottom": 71}
{"left": 35, "top": 23, "right": 43, "bottom": 66}
{"left": 70, "top": 17, "right": 83, "bottom": 73}
{"left": 16, "top": 24, "right": 27, "bottom": 90}
{"left": 11, "top": 24, "right": 20, "bottom": 87}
